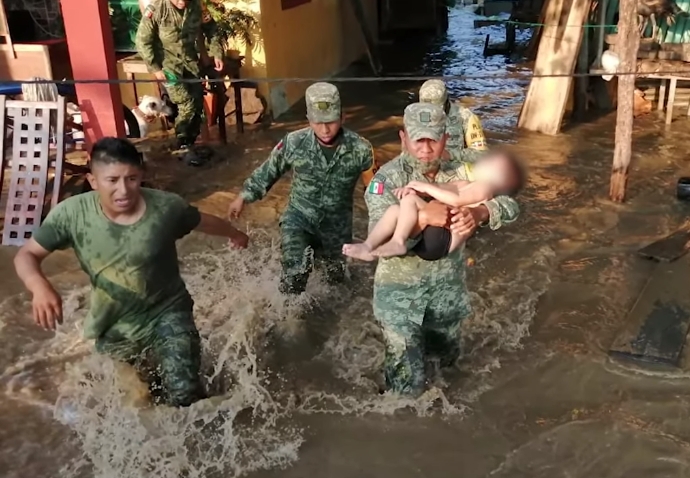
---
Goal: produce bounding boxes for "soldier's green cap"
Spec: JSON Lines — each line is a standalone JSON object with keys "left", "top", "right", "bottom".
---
{"left": 419, "top": 79, "right": 448, "bottom": 106}
{"left": 403, "top": 102, "right": 446, "bottom": 142}
{"left": 305, "top": 82, "right": 341, "bottom": 123}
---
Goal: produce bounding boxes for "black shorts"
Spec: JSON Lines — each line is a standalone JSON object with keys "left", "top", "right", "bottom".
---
{"left": 412, "top": 226, "right": 451, "bottom": 261}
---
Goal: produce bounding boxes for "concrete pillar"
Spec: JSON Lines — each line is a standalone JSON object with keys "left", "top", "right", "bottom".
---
{"left": 60, "top": 0, "right": 126, "bottom": 146}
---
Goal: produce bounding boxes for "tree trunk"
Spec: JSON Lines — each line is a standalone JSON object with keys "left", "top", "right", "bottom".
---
{"left": 610, "top": 0, "right": 640, "bottom": 202}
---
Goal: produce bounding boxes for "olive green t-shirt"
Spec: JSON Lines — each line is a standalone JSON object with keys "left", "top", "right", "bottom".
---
{"left": 33, "top": 188, "right": 201, "bottom": 342}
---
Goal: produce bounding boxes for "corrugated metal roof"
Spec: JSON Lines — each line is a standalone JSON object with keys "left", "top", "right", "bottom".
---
{"left": 604, "top": 0, "right": 690, "bottom": 43}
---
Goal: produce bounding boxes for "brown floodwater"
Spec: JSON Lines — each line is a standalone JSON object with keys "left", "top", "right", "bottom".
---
{"left": 3, "top": 6, "right": 690, "bottom": 478}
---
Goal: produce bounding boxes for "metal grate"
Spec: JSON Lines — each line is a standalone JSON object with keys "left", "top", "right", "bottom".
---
{"left": 1, "top": 96, "right": 65, "bottom": 246}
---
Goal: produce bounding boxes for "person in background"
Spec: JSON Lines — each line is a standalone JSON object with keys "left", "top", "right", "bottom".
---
{"left": 418, "top": 79, "right": 489, "bottom": 160}
{"left": 136, "top": 0, "right": 224, "bottom": 166}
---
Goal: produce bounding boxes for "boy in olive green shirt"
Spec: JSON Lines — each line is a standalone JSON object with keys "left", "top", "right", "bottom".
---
{"left": 14, "top": 137, "right": 248, "bottom": 407}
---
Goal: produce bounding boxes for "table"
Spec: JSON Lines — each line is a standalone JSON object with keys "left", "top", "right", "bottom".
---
{"left": 589, "top": 68, "right": 690, "bottom": 125}
{"left": 649, "top": 74, "right": 690, "bottom": 125}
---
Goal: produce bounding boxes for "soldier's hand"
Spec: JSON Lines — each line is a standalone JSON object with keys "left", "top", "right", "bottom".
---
{"left": 393, "top": 187, "right": 415, "bottom": 199}
{"left": 227, "top": 196, "right": 245, "bottom": 219}
{"left": 228, "top": 230, "right": 249, "bottom": 249}
{"left": 406, "top": 181, "right": 428, "bottom": 193}
{"left": 200, "top": 51, "right": 212, "bottom": 66}
{"left": 420, "top": 200, "right": 451, "bottom": 228}
{"left": 31, "top": 281, "right": 63, "bottom": 331}
{"left": 153, "top": 71, "right": 167, "bottom": 82}
{"left": 449, "top": 206, "right": 483, "bottom": 236}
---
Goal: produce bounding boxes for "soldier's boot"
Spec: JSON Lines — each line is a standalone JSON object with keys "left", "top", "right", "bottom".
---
{"left": 383, "top": 345, "right": 426, "bottom": 398}
{"left": 173, "top": 138, "right": 206, "bottom": 168}
{"left": 439, "top": 343, "right": 460, "bottom": 369}
{"left": 279, "top": 271, "right": 309, "bottom": 295}
{"left": 425, "top": 330, "right": 461, "bottom": 369}
{"left": 322, "top": 260, "right": 346, "bottom": 285}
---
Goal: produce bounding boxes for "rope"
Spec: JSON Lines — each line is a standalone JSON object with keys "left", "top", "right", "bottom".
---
{"left": 493, "top": 20, "right": 620, "bottom": 28}
{"left": 3, "top": 69, "right": 690, "bottom": 87}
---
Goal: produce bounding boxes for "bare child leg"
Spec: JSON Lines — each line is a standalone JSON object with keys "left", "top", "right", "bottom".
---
{"left": 373, "top": 194, "right": 427, "bottom": 258}
{"left": 447, "top": 230, "right": 465, "bottom": 254}
{"left": 342, "top": 204, "right": 402, "bottom": 261}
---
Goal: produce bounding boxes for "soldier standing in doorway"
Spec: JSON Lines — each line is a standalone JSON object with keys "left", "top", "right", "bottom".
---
{"left": 136, "top": 0, "right": 224, "bottom": 166}
{"left": 227, "top": 82, "right": 379, "bottom": 295}
{"left": 417, "top": 79, "right": 489, "bottom": 161}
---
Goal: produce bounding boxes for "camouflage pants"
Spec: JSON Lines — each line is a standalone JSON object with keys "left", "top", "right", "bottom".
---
{"left": 279, "top": 208, "right": 351, "bottom": 294}
{"left": 373, "top": 279, "right": 471, "bottom": 396}
{"left": 95, "top": 311, "right": 205, "bottom": 407}
{"left": 165, "top": 70, "right": 205, "bottom": 146}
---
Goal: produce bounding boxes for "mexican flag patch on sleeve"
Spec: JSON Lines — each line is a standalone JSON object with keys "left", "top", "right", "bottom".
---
{"left": 368, "top": 179, "right": 385, "bottom": 195}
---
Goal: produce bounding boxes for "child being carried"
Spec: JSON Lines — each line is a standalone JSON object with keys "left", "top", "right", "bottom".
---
{"left": 343, "top": 152, "right": 524, "bottom": 262}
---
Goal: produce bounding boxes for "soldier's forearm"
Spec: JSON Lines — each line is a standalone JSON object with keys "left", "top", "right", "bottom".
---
{"left": 239, "top": 169, "right": 281, "bottom": 203}
{"left": 470, "top": 204, "right": 490, "bottom": 225}
{"left": 239, "top": 187, "right": 260, "bottom": 203}
{"left": 135, "top": 22, "right": 161, "bottom": 72}
{"left": 209, "top": 39, "right": 224, "bottom": 60}
{"left": 200, "top": 22, "right": 224, "bottom": 59}
{"left": 146, "top": 60, "right": 163, "bottom": 73}
{"left": 197, "top": 32, "right": 210, "bottom": 58}
{"left": 136, "top": 40, "right": 161, "bottom": 72}
{"left": 482, "top": 195, "right": 519, "bottom": 230}
{"left": 137, "top": 48, "right": 161, "bottom": 73}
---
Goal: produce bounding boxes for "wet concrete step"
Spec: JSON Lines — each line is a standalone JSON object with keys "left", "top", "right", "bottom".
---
{"left": 609, "top": 254, "right": 690, "bottom": 368}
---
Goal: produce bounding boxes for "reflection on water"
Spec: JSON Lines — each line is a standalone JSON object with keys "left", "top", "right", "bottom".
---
{"left": 3, "top": 4, "right": 690, "bottom": 478}
{"left": 423, "top": 11, "right": 533, "bottom": 133}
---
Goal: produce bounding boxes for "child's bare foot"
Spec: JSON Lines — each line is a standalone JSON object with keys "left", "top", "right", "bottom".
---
{"left": 342, "top": 243, "right": 376, "bottom": 261}
{"left": 372, "top": 239, "right": 407, "bottom": 258}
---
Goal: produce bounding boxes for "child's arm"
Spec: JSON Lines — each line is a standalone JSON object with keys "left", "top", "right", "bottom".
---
{"left": 407, "top": 180, "right": 494, "bottom": 208}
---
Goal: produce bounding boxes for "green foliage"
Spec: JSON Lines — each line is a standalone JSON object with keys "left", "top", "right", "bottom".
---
{"left": 109, "top": 0, "right": 142, "bottom": 51}
{"left": 203, "top": 0, "right": 259, "bottom": 50}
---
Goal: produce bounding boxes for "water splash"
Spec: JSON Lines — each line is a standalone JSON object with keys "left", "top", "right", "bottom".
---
{"left": 53, "top": 235, "right": 322, "bottom": 478}
{"left": 37, "top": 231, "right": 552, "bottom": 477}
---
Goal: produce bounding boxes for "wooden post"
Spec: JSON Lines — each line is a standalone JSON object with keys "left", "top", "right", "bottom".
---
{"left": 517, "top": 0, "right": 592, "bottom": 135}
{"left": 609, "top": 0, "right": 640, "bottom": 202}
{"left": 506, "top": 22, "right": 516, "bottom": 52}
{"left": 573, "top": 19, "right": 590, "bottom": 121}
{"left": 594, "top": 0, "right": 608, "bottom": 68}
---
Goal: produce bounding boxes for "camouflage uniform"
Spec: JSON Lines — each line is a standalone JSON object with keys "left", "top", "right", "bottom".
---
{"left": 239, "top": 83, "right": 377, "bottom": 294}
{"left": 32, "top": 188, "right": 205, "bottom": 407}
{"left": 365, "top": 103, "right": 519, "bottom": 396}
{"left": 419, "top": 79, "right": 489, "bottom": 161}
{"left": 136, "top": 0, "right": 223, "bottom": 147}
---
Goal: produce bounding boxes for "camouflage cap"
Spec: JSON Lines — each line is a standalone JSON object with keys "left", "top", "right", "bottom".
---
{"left": 305, "top": 82, "right": 341, "bottom": 123}
{"left": 418, "top": 79, "right": 448, "bottom": 106}
{"left": 403, "top": 102, "right": 446, "bottom": 142}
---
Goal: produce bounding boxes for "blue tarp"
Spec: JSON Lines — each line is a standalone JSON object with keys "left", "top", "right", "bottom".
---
{"left": 0, "top": 82, "right": 76, "bottom": 97}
